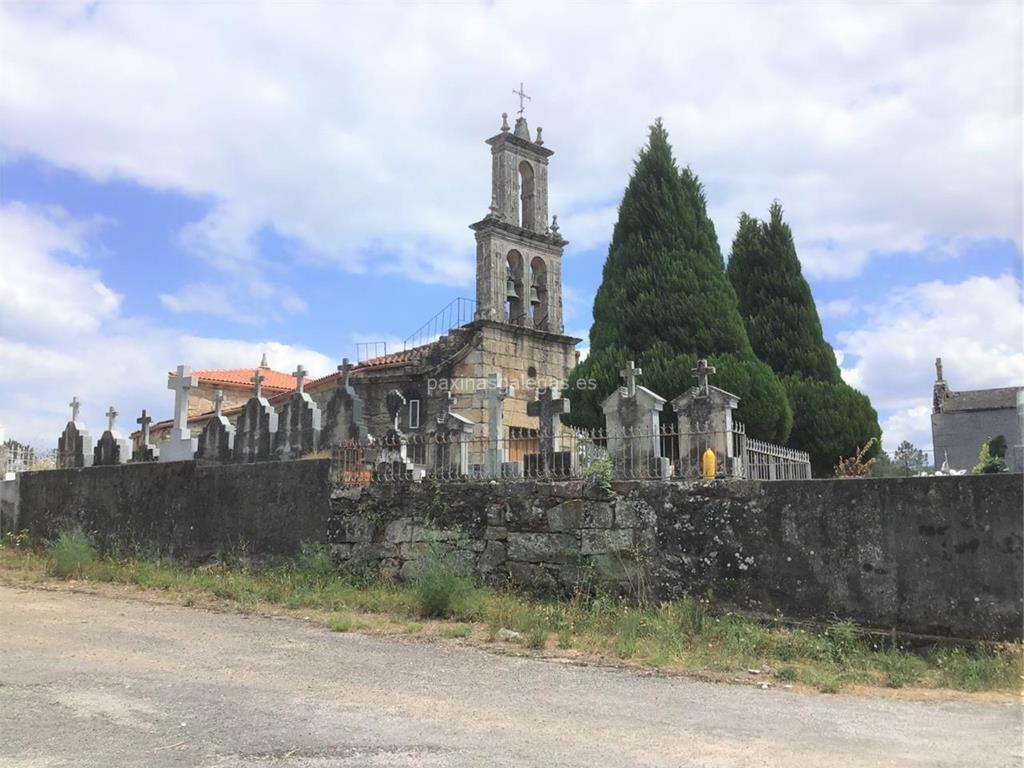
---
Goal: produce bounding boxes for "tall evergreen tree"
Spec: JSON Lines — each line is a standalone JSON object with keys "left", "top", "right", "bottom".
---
{"left": 567, "top": 122, "right": 792, "bottom": 443}
{"left": 727, "top": 202, "right": 880, "bottom": 475}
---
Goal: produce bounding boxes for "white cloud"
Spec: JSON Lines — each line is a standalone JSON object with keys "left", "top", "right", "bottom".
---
{"left": 0, "top": 0, "right": 1018, "bottom": 293}
{"left": 837, "top": 274, "right": 1024, "bottom": 453}
{"left": 0, "top": 203, "right": 332, "bottom": 448}
{"left": 819, "top": 299, "right": 856, "bottom": 319}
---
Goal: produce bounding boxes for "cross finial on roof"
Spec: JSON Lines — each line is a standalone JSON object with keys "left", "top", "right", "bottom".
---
{"left": 259, "top": 352, "right": 269, "bottom": 369}
{"left": 69, "top": 396, "right": 81, "bottom": 422}
{"left": 214, "top": 389, "right": 225, "bottom": 417}
{"left": 620, "top": 360, "right": 642, "bottom": 397}
{"left": 692, "top": 359, "right": 716, "bottom": 396}
{"left": 293, "top": 364, "right": 307, "bottom": 393}
{"left": 105, "top": 405, "right": 118, "bottom": 432}
{"left": 251, "top": 369, "right": 265, "bottom": 399}
{"left": 935, "top": 357, "right": 944, "bottom": 382}
{"left": 513, "top": 82, "right": 531, "bottom": 116}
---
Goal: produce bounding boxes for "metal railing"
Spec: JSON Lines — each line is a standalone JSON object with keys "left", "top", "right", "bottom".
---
{"left": 330, "top": 422, "right": 812, "bottom": 485}
{"left": 403, "top": 297, "right": 476, "bottom": 351}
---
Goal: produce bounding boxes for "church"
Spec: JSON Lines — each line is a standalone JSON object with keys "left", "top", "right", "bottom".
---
{"left": 144, "top": 108, "right": 581, "bottom": 469}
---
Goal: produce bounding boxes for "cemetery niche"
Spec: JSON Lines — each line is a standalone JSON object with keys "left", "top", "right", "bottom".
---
{"left": 196, "top": 390, "right": 235, "bottom": 462}
{"left": 93, "top": 406, "right": 132, "bottom": 466}
{"left": 233, "top": 369, "right": 279, "bottom": 463}
{"left": 274, "top": 365, "right": 322, "bottom": 460}
{"left": 57, "top": 396, "right": 94, "bottom": 469}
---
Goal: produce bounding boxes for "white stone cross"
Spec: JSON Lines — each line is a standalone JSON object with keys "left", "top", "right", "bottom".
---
{"left": 69, "top": 396, "right": 81, "bottom": 422}
{"left": 293, "top": 365, "right": 307, "bottom": 394}
{"left": 485, "top": 372, "right": 513, "bottom": 476}
{"left": 513, "top": 82, "right": 531, "bottom": 116}
{"left": 214, "top": 389, "right": 224, "bottom": 417}
{"left": 162, "top": 364, "right": 199, "bottom": 462}
{"left": 620, "top": 360, "right": 642, "bottom": 397}
{"left": 251, "top": 368, "right": 265, "bottom": 399}
{"left": 692, "top": 359, "right": 716, "bottom": 396}
{"left": 105, "top": 406, "right": 118, "bottom": 432}
{"left": 168, "top": 365, "right": 198, "bottom": 433}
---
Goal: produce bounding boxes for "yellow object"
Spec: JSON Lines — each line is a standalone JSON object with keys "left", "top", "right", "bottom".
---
{"left": 702, "top": 448, "right": 716, "bottom": 479}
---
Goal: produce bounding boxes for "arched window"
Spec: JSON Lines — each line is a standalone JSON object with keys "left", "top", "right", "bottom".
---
{"left": 519, "top": 161, "right": 535, "bottom": 230}
{"left": 529, "top": 256, "right": 548, "bottom": 330}
{"left": 505, "top": 250, "right": 525, "bottom": 325}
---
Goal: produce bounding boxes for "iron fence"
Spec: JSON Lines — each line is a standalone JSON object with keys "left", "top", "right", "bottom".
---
{"left": 330, "top": 422, "right": 811, "bottom": 486}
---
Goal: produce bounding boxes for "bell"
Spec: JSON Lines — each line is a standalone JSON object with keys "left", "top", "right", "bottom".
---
{"left": 529, "top": 285, "right": 541, "bottom": 305}
{"left": 505, "top": 278, "right": 519, "bottom": 300}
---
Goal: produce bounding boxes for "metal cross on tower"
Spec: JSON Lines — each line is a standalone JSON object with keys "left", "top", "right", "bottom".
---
{"left": 513, "top": 82, "right": 531, "bottom": 116}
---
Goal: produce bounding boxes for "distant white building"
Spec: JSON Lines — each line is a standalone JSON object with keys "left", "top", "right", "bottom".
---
{"left": 931, "top": 358, "right": 1023, "bottom": 472}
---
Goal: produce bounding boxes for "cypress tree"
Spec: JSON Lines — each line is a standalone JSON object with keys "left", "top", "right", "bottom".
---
{"left": 567, "top": 121, "right": 792, "bottom": 443}
{"left": 727, "top": 202, "right": 881, "bottom": 475}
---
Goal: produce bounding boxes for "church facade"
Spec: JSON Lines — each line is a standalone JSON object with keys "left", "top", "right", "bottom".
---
{"left": 145, "top": 110, "right": 580, "bottom": 468}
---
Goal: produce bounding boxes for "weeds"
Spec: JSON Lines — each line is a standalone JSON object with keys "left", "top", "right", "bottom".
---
{"left": 297, "top": 541, "right": 335, "bottom": 581}
{"left": 411, "top": 545, "right": 479, "bottom": 619}
{"left": 47, "top": 529, "right": 97, "bottom": 579}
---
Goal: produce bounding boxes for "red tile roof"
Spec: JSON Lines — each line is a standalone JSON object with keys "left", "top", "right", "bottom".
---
{"left": 357, "top": 343, "right": 434, "bottom": 370}
{"left": 170, "top": 367, "right": 297, "bottom": 392}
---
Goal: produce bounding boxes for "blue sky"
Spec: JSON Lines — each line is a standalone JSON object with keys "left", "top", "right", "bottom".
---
{"left": 1, "top": 1, "right": 1021, "bottom": 457}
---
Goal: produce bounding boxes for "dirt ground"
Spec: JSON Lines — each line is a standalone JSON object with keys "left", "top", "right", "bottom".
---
{"left": 0, "top": 583, "right": 1021, "bottom": 767}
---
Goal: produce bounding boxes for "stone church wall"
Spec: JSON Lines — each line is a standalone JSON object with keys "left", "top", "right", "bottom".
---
{"left": 932, "top": 406, "right": 1022, "bottom": 472}
{"left": 7, "top": 464, "right": 1021, "bottom": 639}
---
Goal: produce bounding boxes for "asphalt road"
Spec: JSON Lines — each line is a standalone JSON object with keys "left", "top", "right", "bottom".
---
{"left": 0, "top": 584, "right": 1020, "bottom": 768}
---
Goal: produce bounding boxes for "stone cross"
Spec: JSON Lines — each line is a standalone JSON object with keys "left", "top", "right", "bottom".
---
{"left": 293, "top": 365, "right": 307, "bottom": 394}
{"left": 437, "top": 390, "right": 457, "bottom": 424}
{"left": 513, "top": 81, "right": 531, "bottom": 116}
{"left": 251, "top": 368, "right": 265, "bottom": 399}
{"left": 69, "top": 396, "right": 81, "bottom": 422}
{"left": 692, "top": 359, "right": 716, "bottom": 397}
{"left": 169, "top": 365, "right": 198, "bottom": 433}
{"left": 485, "top": 372, "right": 512, "bottom": 476}
{"left": 620, "top": 360, "right": 642, "bottom": 397}
{"left": 528, "top": 387, "right": 570, "bottom": 474}
{"left": 385, "top": 389, "right": 407, "bottom": 430}
{"left": 214, "top": 389, "right": 224, "bottom": 417}
{"left": 136, "top": 409, "right": 152, "bottom": 442}
{"left": 337, "top": 358, "right": 353, "bottom": 389}
{"left": 105, "top": 406, "right": 118, "bottom": 432}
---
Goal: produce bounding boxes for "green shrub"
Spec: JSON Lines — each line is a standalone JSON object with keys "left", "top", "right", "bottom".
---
{"left": 411, "top": 545, "right": 478, "bottom": 619}
{"left": 583, "top": 455, "right": 615, "bottom": 498}
{"left": 526, "top": 625, "right": 548, "bottom": 650}
{"left": 330, "top": 613, "right": 353, "bottom": 632}
{"left": 441, "top": 623, "right": 471, "bottom": 639}
{"left": 47, "top": 529, "right": 97, "bottom": 579}
{"left": 297, "top": 541, "right": 335, "bottom": 580}
{"left": 825, "top": 619, "right": 860, "bottom": 667}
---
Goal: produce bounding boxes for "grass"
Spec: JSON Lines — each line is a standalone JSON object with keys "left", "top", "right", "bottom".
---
{"left": 2, "top": 532, "right": 1021, "bottom": 696}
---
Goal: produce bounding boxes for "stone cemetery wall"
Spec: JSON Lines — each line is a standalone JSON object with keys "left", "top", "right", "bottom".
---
{"left": 13, "top": 460, "right": 332, "bottom": 560}
{"left": 7, "top": 463, "right": 1021, "bottom": 639}
{"left": 327, "top": 474, "right": 1022, "bottom": 639}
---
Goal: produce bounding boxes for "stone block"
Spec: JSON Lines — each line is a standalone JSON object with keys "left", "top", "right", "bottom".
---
{"left": 385, "top": 517, "right": 414, "bottom": 544}
{"left": 399, "top": 541, "right": 430, "bottom": 560}
{"left": 478, "top": 540, "right": 506, "bottom": 572}
{"left": 485, "top": 525, "right": 508, "bottom": 541}
{"left": 486, "top": 503, "right": 506, "bottom": 526}
{"left": 582, "top": 501, "right": 614, "bottom": 528}
{"left": 409, "top": 524, "right": 460, "bottom": 542}
{"left": 615, "top": 500, "right": 654, "bottom": 528}
{"left": 581, "top": 528, "right": 635, "bottom": 555}
{"left": 552, "top": 481, "right": 585, "bottom": 499}
{"left": 507, "top": 560, "right": 557, "bottom": 590}
{"left": 337, "top": 516, "right": 374, "bottom": 544}
{"left": 546, "top": 499, "right": 584, "bottom": 532}
{"left": 328, "top": 543, "right": 352, "bottom": 560}
{"left": 507, "top": 531, "right": 577, "bottom": 563}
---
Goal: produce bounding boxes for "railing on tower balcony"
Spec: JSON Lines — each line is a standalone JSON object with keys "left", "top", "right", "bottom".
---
{"left": 403, "top": 297, "right": 476, "bottom": 351}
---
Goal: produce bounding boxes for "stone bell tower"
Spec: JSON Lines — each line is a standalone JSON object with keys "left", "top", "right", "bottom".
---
{"left": 471, "top": 107, "right": 566, "bottom": 334}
